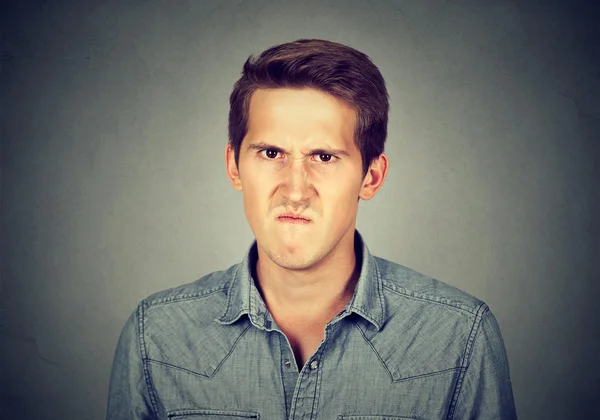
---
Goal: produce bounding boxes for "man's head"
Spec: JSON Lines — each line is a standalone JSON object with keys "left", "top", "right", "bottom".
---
{"left": 226, "top": 39, "right": 389, "bottom": 271}
{"left": 228, "top": 39, "right": 389, "bottom": 177}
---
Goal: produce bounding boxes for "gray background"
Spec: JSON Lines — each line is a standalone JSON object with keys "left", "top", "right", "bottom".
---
{"left": 1, "top": 1, "right": 598, "bottom": 419}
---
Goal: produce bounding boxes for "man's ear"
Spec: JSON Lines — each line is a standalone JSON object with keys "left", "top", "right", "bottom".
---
{"left": 225, "top": 144, "right": 243, "bottom": 191}
{"left": 359, "top": 153, "right": 388, "bottom": 200}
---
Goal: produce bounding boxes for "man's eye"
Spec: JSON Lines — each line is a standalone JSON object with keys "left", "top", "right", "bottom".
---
{"left": 316, "top": 153, "right": 333, "bottom": 163}
{"left": 263, "top": 149, "right": 280, "bottom": 159}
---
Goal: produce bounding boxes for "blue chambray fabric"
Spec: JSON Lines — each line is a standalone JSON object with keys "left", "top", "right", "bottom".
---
{"left": 107, "top": 231, "right": 517, "bottom": 419}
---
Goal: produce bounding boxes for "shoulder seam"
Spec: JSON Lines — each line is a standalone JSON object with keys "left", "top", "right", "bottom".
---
{"left": 446, "top": 302, "right": 489, "bottom": 419}
{"left": 137, "top": 301, "right": 161, "bottom": 417}
{"left": 144, "top": 284, "right": 229, "bottom": 308}
{"left": 382, "top": 283, "right": 480, "bottom": 316}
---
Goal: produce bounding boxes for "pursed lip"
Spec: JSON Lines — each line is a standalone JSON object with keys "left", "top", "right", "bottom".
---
{"left": 276, "top": 212, "right": 313, "bottom": 223}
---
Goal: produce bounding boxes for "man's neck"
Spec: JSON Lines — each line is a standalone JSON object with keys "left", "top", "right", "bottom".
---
{"left": 253, "top": 231, "right": 361, "bottom": 322}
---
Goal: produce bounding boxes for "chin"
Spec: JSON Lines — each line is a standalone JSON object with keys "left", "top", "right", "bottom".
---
{"left": 255, "top": 225, "right": 340, "bottom": 270}
{"left": 269, "top": 238, "right": 333, "bottom": 270}
{"left": 270, "top": 252, "right": 321, "bottom": 271}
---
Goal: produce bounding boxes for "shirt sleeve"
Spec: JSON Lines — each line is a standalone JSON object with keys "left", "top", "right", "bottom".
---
{"left": 451, "top": 307, "right": 518, "bottom": 419}
{"left": 106, "top": 304, "right": 157, "bottom": 420}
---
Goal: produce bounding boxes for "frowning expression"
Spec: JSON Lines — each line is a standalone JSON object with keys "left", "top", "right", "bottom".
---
{"left": 226, "top": 88, "right": 374, "bottom": 270}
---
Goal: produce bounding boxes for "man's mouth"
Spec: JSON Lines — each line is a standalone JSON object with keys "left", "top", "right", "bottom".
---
{"left": 277, "top": 214, "right": 312, "bottom": 224}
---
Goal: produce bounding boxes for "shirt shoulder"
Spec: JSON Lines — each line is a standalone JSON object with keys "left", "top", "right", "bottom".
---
{"left": 374, "top": 256, "right": 487, "bottom": 316}
{"left": 362, "top": 256, "right": 492, "bottom": 383}
{"left": 130, "top": 263, "right": 248, "bottom": 379}
{"left": 141, "top": 263, "right": 238, "bottom": 309}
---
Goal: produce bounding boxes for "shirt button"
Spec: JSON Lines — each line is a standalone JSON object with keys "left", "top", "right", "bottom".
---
{"left": 310, "top": 360, "right": 319, "bottom": 370}
{"left": 284, "top": 359, "right": 291, "bottom": 368}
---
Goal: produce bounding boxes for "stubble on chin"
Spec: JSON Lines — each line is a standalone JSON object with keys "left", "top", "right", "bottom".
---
{"left": 262, "top": 230, "right": 343, "bottom": 272}
{"left": 265, "top": 248, "right": 322, "bottom": 271}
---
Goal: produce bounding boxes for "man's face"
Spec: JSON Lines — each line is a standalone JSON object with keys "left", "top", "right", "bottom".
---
{"left": 227, "top": 88, "right": 377, "bottom": 271}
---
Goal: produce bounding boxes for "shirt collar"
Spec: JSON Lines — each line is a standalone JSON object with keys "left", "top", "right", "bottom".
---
{"left": 217, "top": 230, "right": 386, "bottom": 331}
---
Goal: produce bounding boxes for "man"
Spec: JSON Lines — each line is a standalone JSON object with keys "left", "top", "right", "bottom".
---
{"left": 107, "top": 39, "right": 517, "bottom": 419}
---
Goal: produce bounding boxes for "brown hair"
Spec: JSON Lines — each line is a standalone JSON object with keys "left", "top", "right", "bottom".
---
{"left": 228, "top": 39, "right": 389, "bottom": 176}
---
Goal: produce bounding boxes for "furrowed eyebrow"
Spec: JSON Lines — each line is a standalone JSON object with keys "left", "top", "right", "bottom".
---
{"left": 306, "top": 147, "right": 350, "bottom": 157}
{"left": 246, "top": 142, "right": 350, "bottom": 157}
{"left": 246, "top": 142, "right": 284, "bottom": 153}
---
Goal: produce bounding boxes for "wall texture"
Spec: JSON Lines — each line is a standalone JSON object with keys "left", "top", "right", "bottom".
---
{"left": 1, "top": 1, "right": 598, "bottom": 419}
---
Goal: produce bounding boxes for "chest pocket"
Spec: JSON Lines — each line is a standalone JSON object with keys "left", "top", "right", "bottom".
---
{"left": 168, "top": 409, "right": 259, "bottom": 419}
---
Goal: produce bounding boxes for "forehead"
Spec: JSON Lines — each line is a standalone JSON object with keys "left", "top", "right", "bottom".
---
{"left": 246, "top": 88, "right": 357, "bottom": 144}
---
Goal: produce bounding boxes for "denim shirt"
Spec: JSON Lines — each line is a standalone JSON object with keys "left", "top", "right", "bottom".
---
{"left": 107, "top": 231, "right": 517, "bottom": 419}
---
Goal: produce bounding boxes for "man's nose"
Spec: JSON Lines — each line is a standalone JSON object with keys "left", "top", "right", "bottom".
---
{"left": 280, "top": 158, "right": 313, "bottom": 202}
